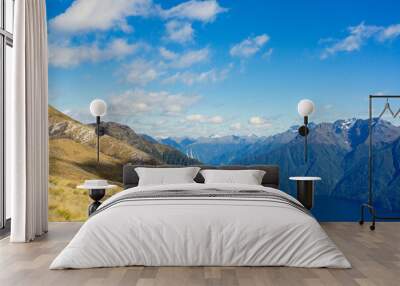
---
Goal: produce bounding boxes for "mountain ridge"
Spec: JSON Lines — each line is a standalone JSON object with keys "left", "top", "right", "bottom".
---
{"left": 48, "top": 104, "right": 400, "bottom": 218}
{"left": 159, "top": 118, "right": 400, "bottom": 210}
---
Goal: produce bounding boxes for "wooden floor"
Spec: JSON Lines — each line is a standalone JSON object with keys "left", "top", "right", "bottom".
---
{"left": 0, "top": 222, "right": 399, "bottom": 286}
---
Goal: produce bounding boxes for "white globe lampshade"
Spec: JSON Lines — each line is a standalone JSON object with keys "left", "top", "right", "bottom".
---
{"left": 297, "top": 99, "right": 315, "bottom": 117}
{"left": 90, "top": 99, "right": 107, "bottom": 117}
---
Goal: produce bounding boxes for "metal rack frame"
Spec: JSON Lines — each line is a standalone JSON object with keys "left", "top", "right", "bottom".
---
{"left": 359, "top": 95, "right": 400, "bottom": 230}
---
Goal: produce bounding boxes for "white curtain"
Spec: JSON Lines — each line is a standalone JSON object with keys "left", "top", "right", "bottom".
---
{"left": 9, "top": 0, "right": 49, "bottom": 242}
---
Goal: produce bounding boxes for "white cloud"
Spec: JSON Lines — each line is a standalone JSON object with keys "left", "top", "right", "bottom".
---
{"left": 123, "top": 59, "right": 161, "bottom": 85}
{"left": 159, "top": 47, "right": 178, "bottom": 60}
{"left": 114, "top": 47, "right": 213, "bottom": 85}
{"left": 49, "top": 0, "right": 153, "bottom": 34}
{"left": 230, "top": 123, "right": 241, "bottom": 131}
{"left": 165, "top": 20, "right": 194, "bottom": 44}
{"left": 50, "top": 0, "right": 226, "bottom": 35}
{"left": 230, "top": 34, "right": 270, "bottom": 58}
{"left": 49, "top": 38, "right": 140, "bottom": 68}
{"left": 163, "top": 65, "right": 232, "bottom": 85}
{"left": 378, "top": 24, "right": 400, "bottom": 41}
{"left": 108, "top": 89, "right": 200, "bottom": 117}
{"left": 321, "top": 23, "right": 379, "bottom": 59}
{"left": 160, "top": 0, "right": 226, "bottom": 23}
{"left": 249, "top": 116, "right": 270, "bottom": 127}
{"left": 208, "top": 116, "right": 224, "bottom": 124}
{"left": 262, "top": 48, "right": 273, "bottom": 60}
{"left": 119, "top": 47, "right": 212, "bottom": 85}
{"left": 159, "top": 47, "right": 210, "bottom": 68}
{"left": 185, "top": 114, "right": 224, "bottom": 124}
{"left": 108, "top": 38, "right": 140, "bottom": 55}
{"left": 63, "top": 109, "right": 72, "bottom": 116}
{"left": 186, "top": 114, "right": 206, "bottom": 122}
{"left": 171, "top": 48, "right": 210, "bottom": 68}
{"left": 321, "top": 22, "right": 400, "bottom": 59}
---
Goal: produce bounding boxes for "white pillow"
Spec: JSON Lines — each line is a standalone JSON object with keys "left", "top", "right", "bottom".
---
{"left": 135, "top": 167, "right": 200, "bottom": 186}
{"left": 200, "top": 169, "right": 266, "bottom": 185}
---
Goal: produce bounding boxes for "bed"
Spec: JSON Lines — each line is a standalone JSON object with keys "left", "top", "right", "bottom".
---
{"left": 50, "top": 164, "right": 350, "bottom": 269}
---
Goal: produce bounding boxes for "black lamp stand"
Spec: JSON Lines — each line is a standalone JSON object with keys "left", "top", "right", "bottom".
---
{"left": 95, "top": 116, "right": 105, "bottom": 163}
{"left": 298, "top": 116, "right": 309, "bottom": 162}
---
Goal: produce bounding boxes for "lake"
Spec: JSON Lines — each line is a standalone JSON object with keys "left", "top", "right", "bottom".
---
{"left": 312, "top": 195, "right": 400, "bottom": 221}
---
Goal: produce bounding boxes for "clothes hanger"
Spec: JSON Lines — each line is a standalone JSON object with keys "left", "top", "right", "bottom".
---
{"left": 378, "top": 98, "right": 395, "bottom": 118}
{"left": 393, "top": 106, "right": 400, "bottom": 118}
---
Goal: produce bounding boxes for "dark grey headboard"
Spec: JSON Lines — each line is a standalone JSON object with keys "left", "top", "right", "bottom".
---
{"left": 123, "top": 164, "right": 280, "bottom": 189}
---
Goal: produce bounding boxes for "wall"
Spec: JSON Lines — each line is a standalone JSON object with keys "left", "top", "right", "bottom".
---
{"left": 46, "top": 0, "right": 400, "bottom": 221}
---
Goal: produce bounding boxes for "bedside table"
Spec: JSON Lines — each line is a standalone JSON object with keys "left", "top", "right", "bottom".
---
{"left": 289, "top": 176, "right": 321, "bottom": 210}
{"left": 77, "top": 180, "right": 117, "bottom": 215}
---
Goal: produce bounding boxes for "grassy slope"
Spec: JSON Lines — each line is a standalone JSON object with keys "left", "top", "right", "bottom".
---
{"left": 48, "top": 105, "right": 198, "bottom": 221}
{"left": 49, "top": 138, "right": 123, "bottom": 221}
{"left": 49, "top": 105, "right": 159, "bottom": 165}
{"left": 48, "top": 106, "right": 136, "bottom": 221}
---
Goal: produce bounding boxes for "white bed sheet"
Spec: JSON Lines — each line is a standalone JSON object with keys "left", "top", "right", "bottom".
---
{"left": 50, "top": 183, "right": 350, "bottom": 269}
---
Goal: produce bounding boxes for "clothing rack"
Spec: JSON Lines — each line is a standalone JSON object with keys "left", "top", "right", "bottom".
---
{"left": 359, "top": 95, "right": 400, "bottom": 230}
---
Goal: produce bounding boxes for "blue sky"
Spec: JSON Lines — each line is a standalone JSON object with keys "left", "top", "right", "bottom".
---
{"left": 46, "top": 0, "right": 400, "bottom": 137}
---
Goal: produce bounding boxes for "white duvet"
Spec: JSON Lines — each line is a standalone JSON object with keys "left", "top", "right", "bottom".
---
{"left": 50, "top": 183, "right": 351, "bottom": 269}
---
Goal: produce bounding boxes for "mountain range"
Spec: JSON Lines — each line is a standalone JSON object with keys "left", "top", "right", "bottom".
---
{"left": 159, "top": 119, "right": 400, "bottom": 211}
{"left": 48, "top": 104, "right": 400, "bottom": 218}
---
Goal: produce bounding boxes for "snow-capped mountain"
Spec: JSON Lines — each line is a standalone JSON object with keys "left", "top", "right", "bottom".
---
{"left": 159, "top": 119, "right": 400, "bottom": 210}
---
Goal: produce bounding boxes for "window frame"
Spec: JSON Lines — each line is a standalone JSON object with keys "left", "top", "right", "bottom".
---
{"left": 0, "top": 0, "right": 13, "bottom": 232}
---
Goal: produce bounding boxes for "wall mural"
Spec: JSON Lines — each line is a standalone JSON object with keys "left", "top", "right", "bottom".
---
{"left": 46, "top": 0, "right": 400, "bottom": 221}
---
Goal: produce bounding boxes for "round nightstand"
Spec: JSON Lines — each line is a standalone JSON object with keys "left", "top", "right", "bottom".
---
{"left": 78, "top": 180, "right": 117, "bottom": 215}
{"left": 289, "top": 176, "right": 321, "bottom": 210}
